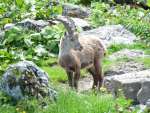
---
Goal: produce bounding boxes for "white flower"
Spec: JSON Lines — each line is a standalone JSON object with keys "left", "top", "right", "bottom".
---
{"left": 138, "top": 11, "right": 144, "bottom": 18}
{"left": 34, "top": 45, "right": 48, "bottom": 57}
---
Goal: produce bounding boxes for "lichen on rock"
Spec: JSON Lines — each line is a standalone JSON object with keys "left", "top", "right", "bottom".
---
{"left": 0, "top": 60, "right": 57, "bottom": 101}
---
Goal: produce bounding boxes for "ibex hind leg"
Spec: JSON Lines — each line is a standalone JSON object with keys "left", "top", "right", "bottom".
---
{"left": 87, "top": 67, "right": 98, "bottom": 89}
{"left": 94, "top": 58, "right": 103, "bottom": 90}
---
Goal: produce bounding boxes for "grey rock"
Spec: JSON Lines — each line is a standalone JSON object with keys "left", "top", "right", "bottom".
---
{"left": 80, "top": 25, "right": 136, "bottom": 47}
{"left": 71, "top": 18, "right": 91, "bottom": 31}
{"left": 137, "top": 80, "right": 150, "bottom": 104}
{"left": 78, "top": 76, "right": 93, "bottom": 92}
{"left": 104, "top": 70, "right": 150, "bottom": 102}
{"left": 17, "top": 19, "right": 49, "bottom": 31}
{"left": 0, "top": 61, "right": 57, "bottom": 101}
{"left": 146, "top": 99, "right": 150, "bottom": 108}
{"left": 4, "top": 23, "right": 15, "bottom": 30}
{"left": 109, "top": 49, "right": 145, "bottom": 60}
{"left": 62, "top": 3, "right": 90, "bottom": 19}
{"left": 104, "top": 61, "right": 146, "bottom": 76}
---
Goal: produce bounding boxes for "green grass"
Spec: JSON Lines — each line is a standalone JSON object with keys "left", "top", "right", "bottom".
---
{"left": 42, "top": 65, "right": 88, "bottom": 83}
{"left": 103, "top": 42, "right": 150, "bottom": 73}
{"left": 107, "top": 43, "right": 148, "bottom": 55}
{"left": 0, "top": 90, "right": 138, "bottom": 113}
{"left": 134, "top": 57, "right": 150, "bottom": 68}
{"left": 102, "top": 55, "right": 132, "bottom": 73}
{"left": 0, "top": 106, "right": 16, "bottom": 113}
{"left": 35, "top": 57, "right": 58, "bottom": 67}
{"left": 42, "top": 66, "right": 67, "bottom": 82}
{"left": 44, "top": 91, "right": 117, "bottom": 113}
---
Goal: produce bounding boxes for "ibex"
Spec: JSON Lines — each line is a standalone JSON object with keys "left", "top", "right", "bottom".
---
{"left": 56, "top": 16, "right": 106, "bottom": 90}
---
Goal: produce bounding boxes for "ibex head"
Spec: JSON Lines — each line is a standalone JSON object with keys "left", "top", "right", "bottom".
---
{"left": 56, "top": 16, "right": 83, "bottom": 51}
{"left": 59, "top": 31, "right": 83, "bottom": 51}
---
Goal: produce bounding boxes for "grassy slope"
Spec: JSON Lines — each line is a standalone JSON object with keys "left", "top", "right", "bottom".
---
{"left": 0, "top": 90, "right": 138, "bottom": 113}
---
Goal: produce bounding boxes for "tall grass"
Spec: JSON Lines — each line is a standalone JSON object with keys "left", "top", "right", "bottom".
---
{"left": 0, "top": 90, "right": 136, "bottom": 113}
{"left": 44, "top": 91, "right": 116, "bottom": 113}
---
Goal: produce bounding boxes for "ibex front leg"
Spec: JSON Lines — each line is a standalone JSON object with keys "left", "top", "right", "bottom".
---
{"left": 74, "top": 68, "right": 80, "bottom": 90}
{"left": 66, "top": 70, "right": 73, "bottom": 87}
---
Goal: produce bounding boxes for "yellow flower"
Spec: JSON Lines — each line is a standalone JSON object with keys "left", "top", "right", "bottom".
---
{"left": 21, "top": 111, "right": 26, "bottom": 113}
{"left": 118, "top": 89, "right": 122, "bottom": 92}
{"left": 16, "top": 108, "right": 19, "bottom": 111}
{"left": 100, "top": 87, "right": 107, "bottom": 92}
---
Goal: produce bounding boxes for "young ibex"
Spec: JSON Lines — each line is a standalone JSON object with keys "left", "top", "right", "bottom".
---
{"left": 56, "top": 16, "right": 106, "bottom": 90}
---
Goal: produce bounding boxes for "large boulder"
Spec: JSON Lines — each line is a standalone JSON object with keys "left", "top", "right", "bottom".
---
{"left": 104, "top": 70, "right": 150, "bottom": 103}
{"left": 0, "top": 61, "right": 57, "bottom": 101}
{"left": 80, "top": 25, "right": 136, "bottom": 47}
{"left": 62, "top": 3, "right": 90, "bottom": 19}
{"left": 17, "top": 19, "right": 49, "bottom": 31}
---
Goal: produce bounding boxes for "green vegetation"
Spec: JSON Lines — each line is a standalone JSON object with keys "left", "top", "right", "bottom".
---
{"left": 107, "top": 42, "right": 149, "bottom": 55}
{"left": 90, "top": 2, "right": 150, "bottom": 46}
{"left": 135, "top": 57, "right": 150, "bottom": 68}
{"left": 0, "top": 90, "right": 138, "bottom": 113}
{"left": 42, "top": 66, "right": 67, "bottom": 82}
{"left": 0, "top": 0, "right": 62, "bottom": 28}
{"left": 0, "top": 0, "right": 150, "bottom": 113}
{"left": 2, "top": 25, "right": 64, "bottom": 54}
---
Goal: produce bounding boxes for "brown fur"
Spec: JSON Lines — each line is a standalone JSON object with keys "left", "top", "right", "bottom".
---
{"left": 56, "top": 16, "right": 106, "bottom": 90}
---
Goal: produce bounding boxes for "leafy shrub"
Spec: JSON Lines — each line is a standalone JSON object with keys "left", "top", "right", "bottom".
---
{"left": 35, "top": 0, "right": 62, "bottom": 19}
{"left": 0, "top": 50, "right": 15, "bottom": 76}
{"left": 0, "top": 0, "right": 31, "bottom": 28}
{"left": 89, "top": 2, "right": 150, "bottom": 46}
{"left": 112, "top": 0, "right": 150, "bottom": 7}
{"left": 0, "top": 0, "right": 62, "bottom": 28}
{"left": 1, "top": 24, "right": 64, "bottom": 63}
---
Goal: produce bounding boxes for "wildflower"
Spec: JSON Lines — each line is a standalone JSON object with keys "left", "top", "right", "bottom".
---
{"left": 22, "top": 111, "right": 26, "bottom": 113}
{"left": 100, "top": 87, "right": 107, "bottom": 92}
{"left": 16, "top": 108, "right": 19, "bottom": 111}
{"left": 118, "top": 89, "right": 123, "bottom": 92}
